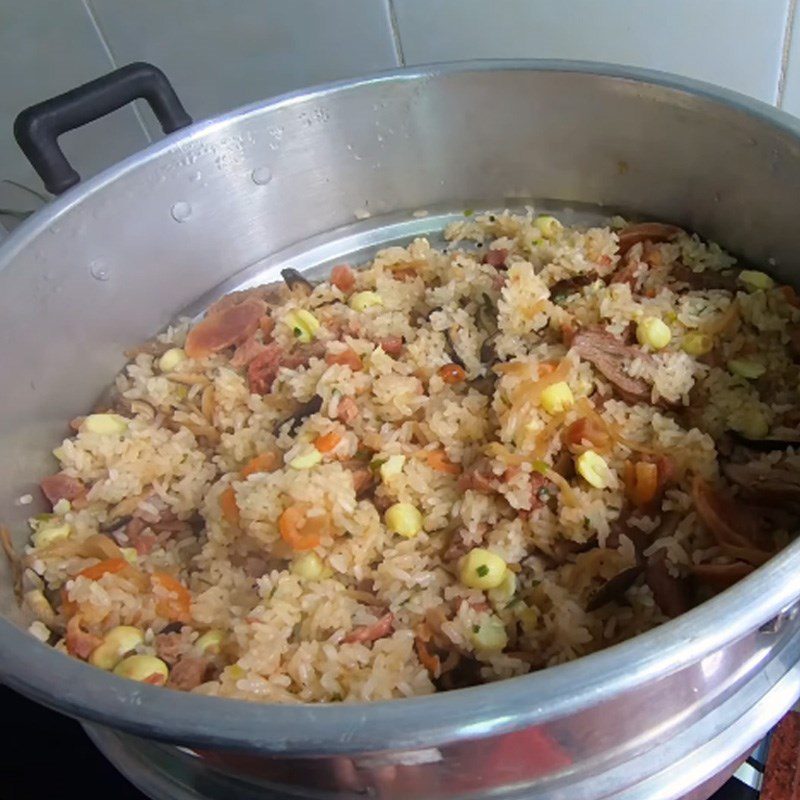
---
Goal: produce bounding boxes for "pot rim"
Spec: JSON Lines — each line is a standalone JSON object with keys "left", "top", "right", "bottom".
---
{"left": 2, "top": 58, "right": 800, "bottom": 754}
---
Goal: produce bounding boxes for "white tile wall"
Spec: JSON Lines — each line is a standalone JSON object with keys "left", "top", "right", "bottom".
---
{"left": 393, "top": 0, "right": 792, "bottom": 104}
{"left": 0, "top": 1, "right": 149, "bottom": 214}
{"left": 4, "top": 0, "right": 800, "bottom": 222}
{"left": 88, "top": 0, "right": 401, "bottom": 137}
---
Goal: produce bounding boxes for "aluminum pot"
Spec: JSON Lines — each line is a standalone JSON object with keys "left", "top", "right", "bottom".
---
{"left": 1, "top": 60, "right": 800, "bottom": 800}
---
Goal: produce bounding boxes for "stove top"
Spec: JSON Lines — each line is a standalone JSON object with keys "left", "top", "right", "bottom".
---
{"left": 0, "top": 685, "right": 783, "bottom": 800}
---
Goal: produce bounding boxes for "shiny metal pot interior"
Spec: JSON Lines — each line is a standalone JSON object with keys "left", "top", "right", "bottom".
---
{"left": 1, "top": 61, "right": 800, "bottom": 800}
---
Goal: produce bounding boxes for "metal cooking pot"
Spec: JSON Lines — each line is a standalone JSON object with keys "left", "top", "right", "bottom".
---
{"left": 1, "top": 60, "right": 800, "bottom": 800}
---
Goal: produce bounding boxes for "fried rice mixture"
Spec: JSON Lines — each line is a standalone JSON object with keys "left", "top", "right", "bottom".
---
{"left": 10, "top": 211, "right": 800, "bottom": 702}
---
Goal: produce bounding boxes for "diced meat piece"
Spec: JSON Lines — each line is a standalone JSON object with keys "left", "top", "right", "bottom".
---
{"left": 550, "top": 271, "right": 598, "bottom": 301}
{"left": 325, "top": 348, "right": 362, "bottom": 371}
{"left": 443, "top": 528, "right": 473, "bottom": 562}
{"left": 378, "top": 336, "right": 404, "bottom": 357}
{"left": 336, "top": 396, "right": 360, "bottom": 424}
{"left": 350, "top": 467, "right": 374, "bottom": 499}
{"left": 483, "top": 248, "right": 508, "bottom": 268}
{"left": 617, "top": 223, "right": 682, "bottom": 258}
{"left": 692, "top": 561, "right": 754, "bottom": 589}
{"left": 645, "top": 550, "right": 692, "bottom": 618}
{"left": 259, "top": 315, "right": 275, "bottom": 338}
{"left": 280, "top": 342, "right": 326, "bottom": 370}
{"left": 40, "top": 473, "right": 86, "bottom": 508}
{"left": 155, "top": 630, "right": 191, "bottom": 666}
{"left": 230, "top": 334, "right": 268, "bottom": 368}
{"left": 722, "top": 461, "right": 800, "bottom": 504}
{"left": 331, "top": 264, "right": 355, "bottom": 293}
{"left": 126, "top": 517, "right": 157, "bottom": 556}
{"left": 206, "top": 284, "right": 286, "bottom": 317}
{"left": 168, "top": 656, "right": 211, "bottom": 691}
{"left": 65, "top": 615, "right": 101, "bottom": 660}
{"left": 670, "top": 264, "right": 740, "bottom": 292}
{"left": 185, "top": 297, "right": 266, "bottom": 360}
{"left": 572, "top": 328, "right": 654, "bottom": 405}
{"left": 247, "top": 343, "right": 283, "bottom": 394}
{"left": 458, "top": 458, "right": 496, "bottom": 494}
{"left": 342, "top": 612, "right": 394, "bottom": 644}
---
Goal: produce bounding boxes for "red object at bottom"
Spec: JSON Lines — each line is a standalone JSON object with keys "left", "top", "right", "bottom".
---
{"left": 762, "top": 712, "right": 800, "bottom": 800}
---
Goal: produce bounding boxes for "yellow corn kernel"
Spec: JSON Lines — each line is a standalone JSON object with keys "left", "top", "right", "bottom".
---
{"left": 53, "top": 499, "right": 71, "bottom": 515}
{"left": 288, "top": 448, "right": 323, "bottom": 470}
{"left": 113, "top": 654, "right": 169, "bottom": 683}
{"left": 290, "top": 552, "right": 324, "bottom": 580}
{"left": 349, "top": 291, "right": 383, "bottom": 312}
{"left": 196, "top": 629, "right": 225, "bottom": 654}
{"left": 384, "top": 503, "right": 423, "bottom": 538}
{"left": 682, "top": 332, "right": 713, "bottom": 356}
{"left": 459, "top": 548, "right": 508, "bottom": 590}
{"left": 636, "top": 317, "right": 672, "bottom": 350}
{"left": 728, "top": 358, "right": 765, "bottom": 380}
{"left": 284, "top": 309, "right": 320, "bottom": 343}
{"left": 32, "top": 521, "right": 71, "bottom": 548}
{"left": 539, "top": 381, "right": 574, "bottom": 415}
{"left": 90, "top": 626, "right": 144, "bottom": 670}
{"left": 534, "top": 215, "right": 563, "bottom": 239}
{"left": 470, "top": 615, "right": 509, "bottom": 651}
{"left": 226, "top": 664, "right": 246, "bottom": 682}
{"left": 738, "top": 270, "right": 775, "bottom": 291}
{"left": 575, "top": 450, "right": 614, "bottom": 489}
{"left": 730, "top": 408, "right": 770, "bottom": 439}
{"left": 82, "top": 413, "right": 128, "bottom": 435}
{"left": 379, "top": 454, "right": 406, "bottom": 481}
{"left": 158, "top": 347, "right": 187, "bottom": 372}
{"left": 487, "top": 570, "right": 517, "bottom": 609}
{"left": 517, "top": 604, "right": 540, "bottom": 634}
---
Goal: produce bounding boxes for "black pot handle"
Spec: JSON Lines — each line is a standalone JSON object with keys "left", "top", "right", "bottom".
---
{"left": 14, "top": 62, "right": 192, "bottom": 195}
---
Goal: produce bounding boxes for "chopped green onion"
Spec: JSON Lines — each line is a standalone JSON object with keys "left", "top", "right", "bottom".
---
{"left": 476, "top": 564, "right": 489, "bottom": 578}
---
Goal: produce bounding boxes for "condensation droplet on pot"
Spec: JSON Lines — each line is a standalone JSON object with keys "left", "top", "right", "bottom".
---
{"left": 251, "top": 166, "right": 272, "bottom": 185}
{"left": 171, "top": 201, "right": 192, "bottom": 222}
{"left": 190, "top": 171, "right": 203, "bottom": 182}
{"left": 90, "top": 260, "right": 110, "bottom": 281}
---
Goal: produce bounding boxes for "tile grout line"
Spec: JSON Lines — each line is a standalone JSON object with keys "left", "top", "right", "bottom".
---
{"left": 387, "top": 0, "right": 406, "bottom": 66}
{"left": 80, "top": 0, "right": 154, "bottom": 142}
{"left": 777, "top": 0, "right": 798, "bottom": 107}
